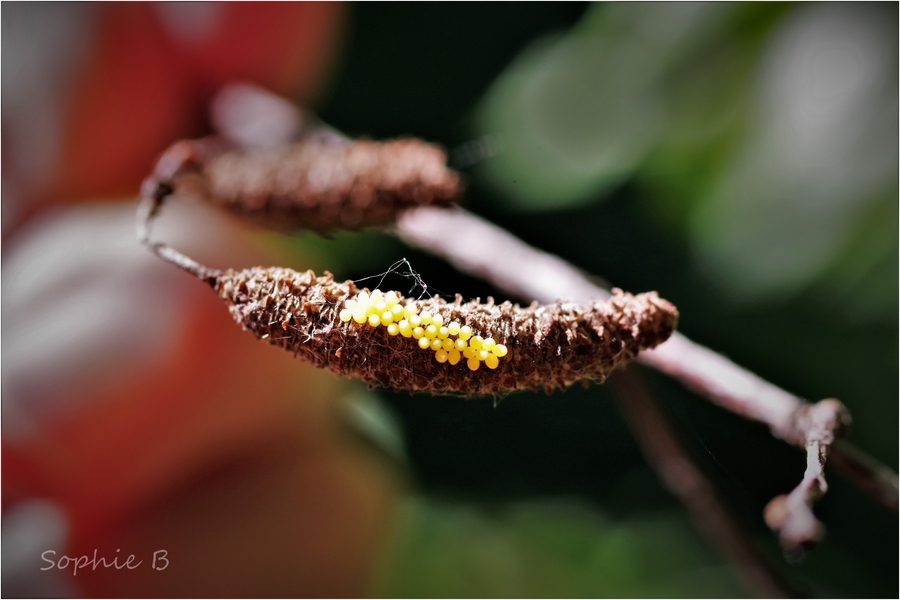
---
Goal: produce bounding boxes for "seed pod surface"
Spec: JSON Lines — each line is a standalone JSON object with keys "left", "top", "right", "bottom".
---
{"left": 213, "top": 266, "right": 678, "bottom": 396}
{"left": 146, "top": 137, "right": 463, "bottom": 232}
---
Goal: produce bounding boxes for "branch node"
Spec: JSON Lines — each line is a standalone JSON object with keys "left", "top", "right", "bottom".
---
{"left": 764, "top": 398, "right": 851, "bottom": 551}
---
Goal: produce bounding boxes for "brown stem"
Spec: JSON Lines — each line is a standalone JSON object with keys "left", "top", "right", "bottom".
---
{"left": 829, "top": 441, "right": 899, "bottom": 512}
{"left": 611, "top": 370, "right": 796, "bottom": 598}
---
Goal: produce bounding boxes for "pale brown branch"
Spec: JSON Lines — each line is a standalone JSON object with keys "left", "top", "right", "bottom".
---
{"left": 394, "top": 205, "right": 898, "bottom": 548}
{"left": 394, "top": 203, "right": 610, "bottom": 305}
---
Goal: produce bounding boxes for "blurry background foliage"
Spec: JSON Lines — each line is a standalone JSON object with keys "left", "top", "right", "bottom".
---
{"left": 271, "top": 2, "right": 897, "bottom": 597}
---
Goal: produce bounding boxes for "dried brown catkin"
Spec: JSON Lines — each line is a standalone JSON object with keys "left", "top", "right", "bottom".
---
{"left": 142, "top": 136, "right": 463, "bottom": 232}
{"left": 212, "top": 266, "right": 679, "bottom": 396}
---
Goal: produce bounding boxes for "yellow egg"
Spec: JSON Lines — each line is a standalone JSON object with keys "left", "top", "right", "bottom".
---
{"left": 412, "top": 327, "right": 425, "bottom": 339}
{"left": 409, "top": 315, "right": 422, "bottom": 327}
{"left": 387, "top": 323, "right": 400, "bottom": 336}
{"left": 339, "top": 309, "right": 352, "bottom": 322}
{"left": 458, "top": 326, "right": 472, "bottom": 341}
{"left": 391, "top": 304, "right": 404, "bottom": 319}
{"left": 447, "top": 321, "right": 461, "bottom": 336}
{"left": 419, "top": 311, "right": 433, "bottom": 326}
{"left": 425, "top": 325, "right": 438, "bottom": 339}
{"left": 441, "top": 339, "right": 455, "bottom": 351}
{"left": 435, "top": 349, "right": 448, "bottom": 363}
{"left": 418, "top": 337, "right": 431, "bottom": 350}
{"left": 352, "top": 308, "right": 368, "bottom": 324}
{"left": 478, "top": 350, "right": 490, "bottom": 361}
{"left": 380, "top": 311, "right": 394, "bottom": 326}
{"left": 368, "top": 313, "right": 381, "bottom": 327}
{"left": 470, "top": 336, "right": 483, "bottom": 350}
{"left": 455, "top": 339, "right": 467, "bottom": 351}
{"left": 398, "top": 320, "right": 413, "bottom": 337}
{"left": 385, "top": 291, "right": 399, "bottom": 307}
{"left": 437, "top": 326, "right": 449, "bottom": 339}
{"left": 448, "top": 349, "right": 461, "bottom": 365}
{"left": 404, "top": 303, "right": 418, "bottom": 318}
{"left": 430, "top": 339, "right": 442, "bottom": 351}
{"left": 482, "top": 338, "right": 496, "bottom": 351}
{"left": 467, "top": 358, "right": 480, "bottom": 371}
{"left": 492, "top": 344, "right": 508, "bottom": 357}
{"left": 485, "top": 354, "right": 500, "bottom": 369}
{"left": 431, "top": 314, "right": 443, "bottom": 327}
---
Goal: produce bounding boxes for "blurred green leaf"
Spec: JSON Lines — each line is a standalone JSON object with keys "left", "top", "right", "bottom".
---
{"left": 474, "top": 3, "right": 736, "bottom": 211}
{"left": 375, "top": 498, "right": 746, "bottom": 598}
{"left": 687, "top": 4, "right": 898, "bottom": 308}
{"left": 343, "top": 386, "right": 409, "bottom": 465}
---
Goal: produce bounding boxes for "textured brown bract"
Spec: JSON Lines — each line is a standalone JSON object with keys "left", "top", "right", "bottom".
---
{"left": 212, "top": 266, "right": 679, "bottom": 396}
{"left": 143, "top": 136, "right": 463, "bottom": 232}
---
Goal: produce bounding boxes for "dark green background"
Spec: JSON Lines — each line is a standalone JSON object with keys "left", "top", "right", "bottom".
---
{"left": 289, "top": 3, "right": 897, "bottom": 597}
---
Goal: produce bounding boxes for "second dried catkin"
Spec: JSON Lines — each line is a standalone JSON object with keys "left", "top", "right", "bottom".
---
{"left": 142, "top": 136, "right": 463, "bottom": 233}
{"left": 211, "top": 266, "right": 679, "bottom": 396}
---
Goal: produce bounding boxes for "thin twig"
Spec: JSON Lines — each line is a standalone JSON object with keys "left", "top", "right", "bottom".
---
{"left": 611, "top": 370, "right": 796, "bottom": 598}
{"left": 135, "top": 194, "right": 220, "bottom": 283}
{"left": 394, "top": 205, "right": 898, "bottom": 548}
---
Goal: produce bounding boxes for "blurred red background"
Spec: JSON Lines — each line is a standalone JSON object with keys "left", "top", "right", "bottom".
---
{"left": 3, "top": 3, "right": 402, "bottom": 596}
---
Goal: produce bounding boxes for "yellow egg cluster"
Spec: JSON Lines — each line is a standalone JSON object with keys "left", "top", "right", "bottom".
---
{"left": 339, "top": 289, "right": 509, "bottom": 371}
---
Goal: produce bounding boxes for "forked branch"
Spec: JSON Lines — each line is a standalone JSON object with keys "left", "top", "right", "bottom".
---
{"left": 137, "top": 84, "right": 897, "bottom": 555}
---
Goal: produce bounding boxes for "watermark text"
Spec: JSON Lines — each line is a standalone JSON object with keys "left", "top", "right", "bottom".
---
{"left": 41, "top": 549, "right": 168, "bottom": 576}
